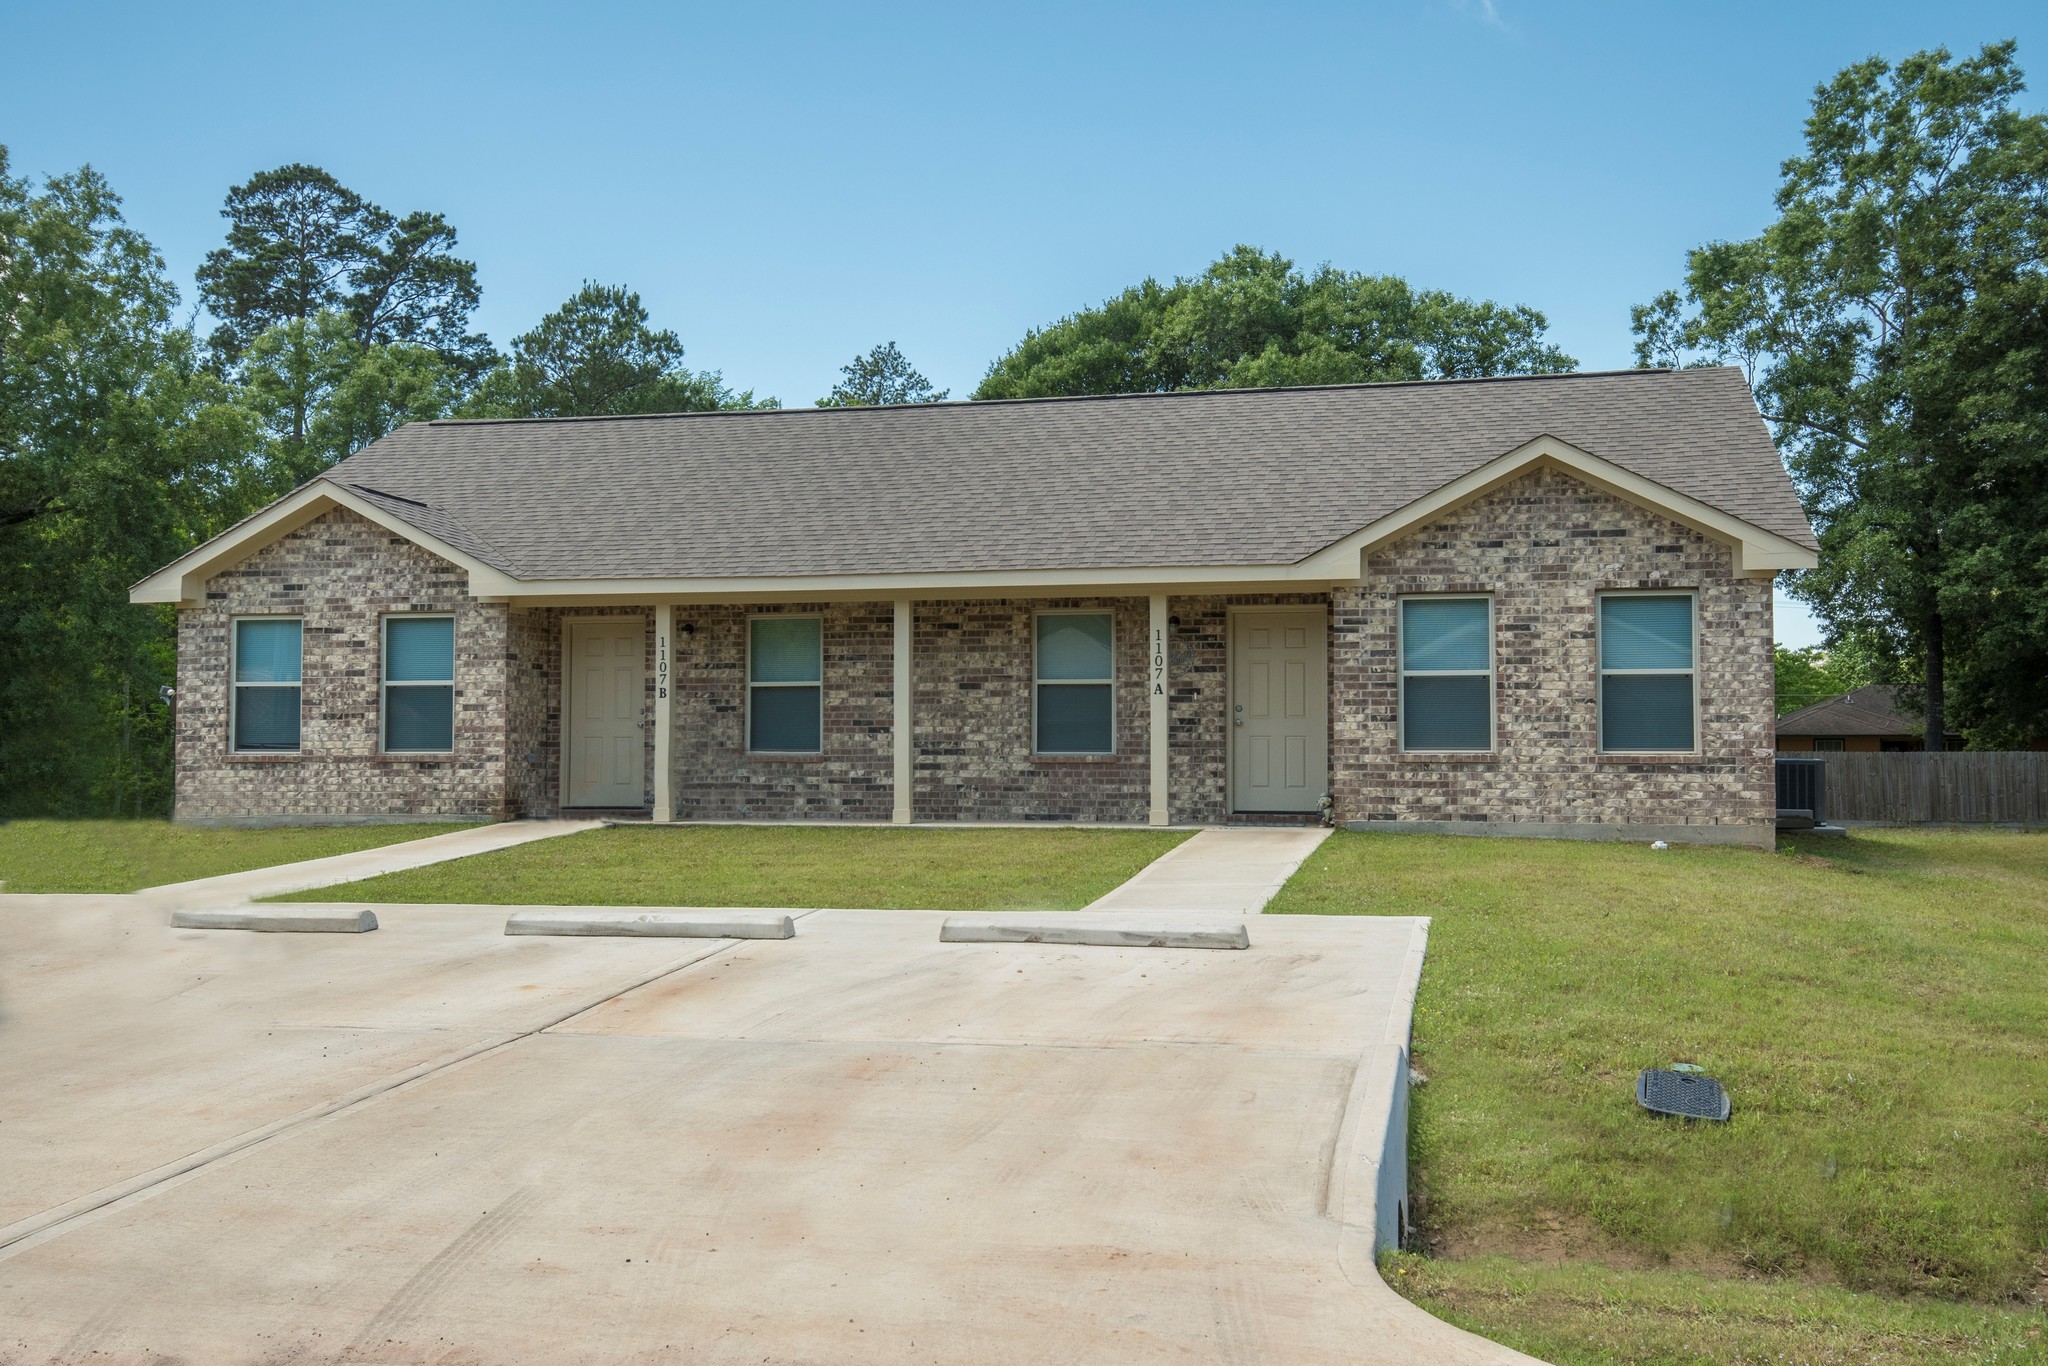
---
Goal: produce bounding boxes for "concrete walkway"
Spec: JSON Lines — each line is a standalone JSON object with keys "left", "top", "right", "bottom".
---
{"left": 136, "top": 818, "right": 602, "bottom": 909}
{"left": 1086, "top": 825, "right": 1332, "bottom": 914}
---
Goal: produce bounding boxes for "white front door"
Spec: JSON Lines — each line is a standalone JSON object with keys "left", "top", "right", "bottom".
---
{"left": 565, "top": 620, "right": 646, "bottom": 808}
{"left": 1231, "top": 610, "right": 1329, "bottom": 813}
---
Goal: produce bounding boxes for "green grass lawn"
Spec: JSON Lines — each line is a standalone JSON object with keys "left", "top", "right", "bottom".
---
{"left": 0, "top": 819, "right": 472, "bottom": 894}
{"left": 269, "top": 824, "right": 1191, "bottom": 910}
{"left": 1382, "top": 1252, "right": 2046, "bottom": 1365}
{"left": 1268, "top": 828, "right": 2048, "bottom": 1366}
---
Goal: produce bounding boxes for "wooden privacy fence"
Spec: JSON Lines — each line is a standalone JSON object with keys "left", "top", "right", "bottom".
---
{"left": 1817, "top": 751, "right": 2047, "bottom": 825}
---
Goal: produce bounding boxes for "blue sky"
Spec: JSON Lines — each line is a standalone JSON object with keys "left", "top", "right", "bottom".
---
{"left": 8, "top": 0, "right": 2046, "bottom": 645}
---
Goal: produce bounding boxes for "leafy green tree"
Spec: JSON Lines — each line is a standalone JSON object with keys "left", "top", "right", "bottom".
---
{"left": 1773, "top": 644, "right": 1874, "bottom": 716}
{"left": 196, "top": 165, "right": 492, "bottom": 406}
{"left": 976, "top": 246, "right": 1575, "bottom": 399}
{"left": 343, "top": 210, "right": 492, "bottom": 373}
{"left": 1633, "top": 42, "right": 2048, "bottom": 749}
{"left": 195, "top": 164, "right": 381, "bottom": 363}
{"left": 1, "top": 149, "right": 259, "bottom": 815}
{"left": 467, "top": 283, "right": 774, "bottom": 418}
{"left": 817, "top": 341, "right": 948, "bottom": 406}
{"left": 236, "top": 311, "right": 463, "bottom": 495}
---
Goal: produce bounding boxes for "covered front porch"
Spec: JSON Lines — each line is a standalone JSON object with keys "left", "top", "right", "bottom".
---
{"left": 505, "top": 592, "right": 1335, "bottom": 827}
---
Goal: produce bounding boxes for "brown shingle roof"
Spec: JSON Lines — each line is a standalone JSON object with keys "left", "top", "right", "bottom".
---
{"left": 1776, "top": 684, "right": 1922, "bottom": 739}
{"left": 322, "top": 366, "right": 1814, "bottom": 581}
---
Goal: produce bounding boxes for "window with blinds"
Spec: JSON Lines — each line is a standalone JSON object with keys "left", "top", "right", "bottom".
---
{"left": 383, "top": 616, "right": 455, "bottom": 752}
{"left": 232, "top": 618, "right": 302, "bottom": 752}
{"left": 1599, "top": 594, "right": 1696, "bottom": 751}
{"left": 749, "top": 617, "right": 823, "bottom": 753}
{"left": 1400, "top": 597, "right": 1493, "bottom": 751}
{"left": 1035, "top": 612, "right": 1114, "bottom": 754}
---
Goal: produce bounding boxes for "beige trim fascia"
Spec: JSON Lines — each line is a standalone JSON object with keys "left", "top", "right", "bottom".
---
{"left": 503, "top": 568, "right": 1354, "bottom": 608}
{"left": 1291, "top": 435, "right": 1819, "bottom": 578}
{"left": 129, "top": 480, "right": 520, "bottom": 605}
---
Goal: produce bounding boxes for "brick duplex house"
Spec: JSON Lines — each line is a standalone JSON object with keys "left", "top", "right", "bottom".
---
{"left": 131, "top": 367, "right": 1818, "bottom": 846}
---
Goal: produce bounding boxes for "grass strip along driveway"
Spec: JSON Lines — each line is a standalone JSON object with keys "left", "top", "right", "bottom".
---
{"left": 272, "top": 824, "right": 1191, "bottom": 911}
{"left": 1269, "top": 828, "right": 2048, "bottom": 1365}
{"left": 0, "top": 819, "right": 471, "bottom": 894}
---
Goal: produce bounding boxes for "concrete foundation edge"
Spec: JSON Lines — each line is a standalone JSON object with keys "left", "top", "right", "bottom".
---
{"left": 1344, "top": 818, "right": 1772, "bottom": 848}
{"left": 171, "top": 814, "right": 493, "bottom": 829}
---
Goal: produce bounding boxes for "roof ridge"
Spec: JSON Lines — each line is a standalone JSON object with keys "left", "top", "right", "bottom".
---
{"left": 425, "top": 367, "right": 1692, "bottom": 428}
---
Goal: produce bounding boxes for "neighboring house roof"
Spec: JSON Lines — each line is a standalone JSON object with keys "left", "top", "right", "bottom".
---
{"left": 133, "top": 366, "right": 1819, "bottom": 603}
{"left": 1777, "top": 684, "right": 1922, "bottom": 739}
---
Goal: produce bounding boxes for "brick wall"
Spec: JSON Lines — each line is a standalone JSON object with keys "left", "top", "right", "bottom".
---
{"left": 911, "top": 598, "right": 1150, "bottom": 823}
{"left": 174, "top": 508, "right": 511, "bottom": 822}
{"left": 1330, "top": 466, "right": 1775, "bottom": 835}
{"left": 668, "top": 602, "right": 893, "bottom": 820}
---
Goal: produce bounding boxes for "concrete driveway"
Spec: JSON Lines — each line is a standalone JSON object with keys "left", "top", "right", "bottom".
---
{"left": 0, "top": 896, "right": 1534, "bottom": 1364}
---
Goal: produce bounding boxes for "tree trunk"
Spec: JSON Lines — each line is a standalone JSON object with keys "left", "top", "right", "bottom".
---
{"left": 1924, "top": 608, "right": 1947, "bottom": 752}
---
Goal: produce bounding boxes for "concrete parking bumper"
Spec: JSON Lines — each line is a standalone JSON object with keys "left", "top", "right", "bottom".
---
{"left": 504, "top": 907, "right": 797, "bottom": 938}
{"left": 169, "top": 906, "right": 377, "bottom": 933}
{"left": 940, "top": 912, "right": 1249, "bottom": 948}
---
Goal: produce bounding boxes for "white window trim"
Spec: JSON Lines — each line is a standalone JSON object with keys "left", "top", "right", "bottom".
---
{"left": 1596, "top": 589, "right": 1700, "bottom": 754}
{"left": 381, "top": 613, "right": 457, "bottom": 754}
{"left": 229, "top": 615, "right": 303, "bottom": 755}
{"left": 745, "top": 613, "right": 824, "bottom": 755}
{"left": 1033, "top": 609, "right": 1117, "bottom": 756}
{"left": 1397, "top": 594, "right": 1495, "bottom": 754}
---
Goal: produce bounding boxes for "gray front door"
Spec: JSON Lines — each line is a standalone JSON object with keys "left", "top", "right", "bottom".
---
{"left": 564, "top": 620, "right": 646, "bottom": 808}
{"left": 1230, "top": 610, "right": 1328, "bottom": 813}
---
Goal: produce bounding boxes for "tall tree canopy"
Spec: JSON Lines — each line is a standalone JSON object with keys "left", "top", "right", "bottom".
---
{"left": 975, "top": 246, "right": 1576, "bottom": 399}
{"left": 817, "top": 341, "right": 948, "bottom": 406}
{"left": 1634, "top": 42, "right": 2048, "bottom": 748}
{"left": 196, "top": 164, "right": 491, "bottom": 374}
{"left": 235, "top": 312, "right": 465, "bottom": 495}
{"left": 1, "top": 149, "right": 257, "bottom": 815}
{"left": 195, "top": 164, "right": 489, "bottom": 477}
{"left": 467, "top": 283, "right": 774, "bottom": 418}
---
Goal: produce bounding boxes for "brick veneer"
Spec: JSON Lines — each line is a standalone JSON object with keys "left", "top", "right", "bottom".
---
{"left": 1329, "top": 466, "right": 1775, "bottom": 838}
{"left": 668, "top": 602, "right": 893, "bottom": 821}
{"left": 910, "top": 598, "right": 1150, "bottom": 823}
{"left": 174, "top": 508, "right": 511, "bottom": 822}
{"left": 170, "top": 472, "right": 1776, "bottom": 837}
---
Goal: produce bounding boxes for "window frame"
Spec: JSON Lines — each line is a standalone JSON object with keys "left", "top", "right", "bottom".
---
{"left": 381, "top": 612, "right": 457, "bottom": 755}
{"left": 1032, "top": 609, "right": 1117, "bottom": 756}
{"left": 229, "top": 615, "right": 304, "bottom": 755}
{"left": 745, "top": 613, "right": 824, "bottom": 756}
{"left": 1596, "top": 589, "right": 1700, "bottom": 754}
{"left": 1396, "top": 593, "right": 1495, "bottom": 754}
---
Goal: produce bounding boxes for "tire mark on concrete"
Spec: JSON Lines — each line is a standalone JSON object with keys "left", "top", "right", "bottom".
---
{"left": 347, "top": 1184, "right": 540, "bottom": 1354}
